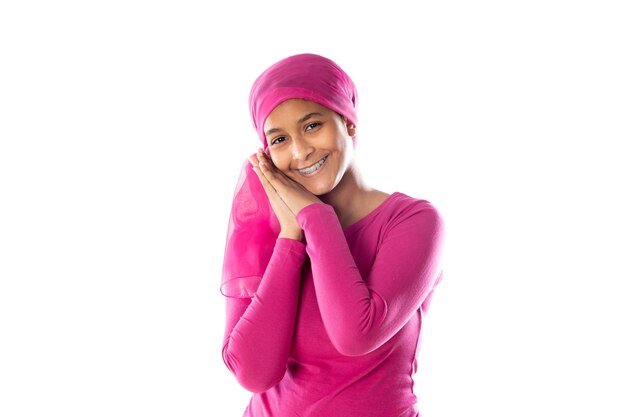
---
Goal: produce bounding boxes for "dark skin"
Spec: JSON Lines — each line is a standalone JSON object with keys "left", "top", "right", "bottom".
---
{"left": 249, "top": 150, "right": 316, "bottom": 241}
{"left": 248, "top": 99, "right": 389, "bottom": 240}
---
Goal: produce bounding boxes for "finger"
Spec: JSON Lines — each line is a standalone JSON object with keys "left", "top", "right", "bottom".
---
{"left": 252, "top": 165, "right": 294, "bottom": 213}
{"left": 248, "top": 156, "right": 258, "bottom": 169}
{"left": 251, "top": 163, "right": 268, "bottom": 183}
{"left": 257, "top": 153, "right": 282, "bottom": 179}
{"left": 257, "top": 149, "right": 276, "bottom": 168}
{"left": 258, "top": 159, "right": 298, "bottom": 191}
{"left": 254, "top": 151, "right": 307, "bottom": 193}
{"left": 252, "top": 165, "right": 277, "bottom": 194}
{"left": 256, "top": 151, "right": 275, "bottom": 172}
{"left": 253, "top": 163, "right": 293, "bottom": 201}
{"left": 252, "top": 165, "right": 280, "bottom": 203}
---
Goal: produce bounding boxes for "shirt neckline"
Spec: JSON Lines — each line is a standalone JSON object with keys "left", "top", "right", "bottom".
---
{"left": 342, "top": 192, "right": 401, "bottom": 235}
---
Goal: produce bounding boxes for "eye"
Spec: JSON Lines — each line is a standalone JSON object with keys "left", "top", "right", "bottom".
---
{"left": 270, "top": 136, "right": 286, "bottom": 146}
{"left": 305, "top": 122, "right": 320, "bottom": 131}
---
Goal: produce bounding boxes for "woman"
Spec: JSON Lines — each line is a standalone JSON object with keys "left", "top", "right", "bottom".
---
{"left": 221, "top": 53, "right": 445, "bottom": 417}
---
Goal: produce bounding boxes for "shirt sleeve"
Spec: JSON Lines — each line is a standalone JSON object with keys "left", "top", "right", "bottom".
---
{"left": 221, "top": 237, "right": 307, "bottom": 393}
{"left": 296, "top": 200, "right": 445, "bottom": 357}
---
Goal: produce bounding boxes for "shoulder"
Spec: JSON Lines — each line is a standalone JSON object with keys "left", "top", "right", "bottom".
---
{"left": 382, "top": 192, "right": 445, "bottom": 234}
{"left": 386, "top": 192, "right": 443, "bottom": 219}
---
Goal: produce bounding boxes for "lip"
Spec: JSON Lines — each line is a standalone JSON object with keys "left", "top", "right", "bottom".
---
{"left": 295, "top": 155, "right": 329, "bottom": 177}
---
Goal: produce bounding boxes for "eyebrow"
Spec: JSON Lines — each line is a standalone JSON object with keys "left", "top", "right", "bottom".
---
{"left": 264, "top": 112, "right": 324, "bottom": 137}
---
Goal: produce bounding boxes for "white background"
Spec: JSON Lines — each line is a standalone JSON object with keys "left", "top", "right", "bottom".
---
{"left": 1, "top": 1, "right": 625, "bottom": 416}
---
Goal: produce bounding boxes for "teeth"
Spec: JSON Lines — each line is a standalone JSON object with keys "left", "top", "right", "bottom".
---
{"left": 297, "top": 156, "right": 327, "bottom": 175}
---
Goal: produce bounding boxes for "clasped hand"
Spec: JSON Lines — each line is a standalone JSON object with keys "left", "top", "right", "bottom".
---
{"left": 248, "top": 149, "right": 322, "bottom": 240}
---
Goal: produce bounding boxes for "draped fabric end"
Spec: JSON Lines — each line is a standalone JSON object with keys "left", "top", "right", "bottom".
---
{"left": 221, "top": 158, "right": 280, "bottom": 298}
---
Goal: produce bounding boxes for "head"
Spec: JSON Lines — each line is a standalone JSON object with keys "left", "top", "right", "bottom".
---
{"left": 249, "top": 53, "right": 359, "bottom": 195}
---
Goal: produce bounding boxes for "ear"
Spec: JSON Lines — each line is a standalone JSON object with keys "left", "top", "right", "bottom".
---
{"left": 346, "top": 123, "right": 357, "bottom": 137}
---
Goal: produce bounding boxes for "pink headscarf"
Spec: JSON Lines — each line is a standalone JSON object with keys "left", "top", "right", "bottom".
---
{"left": 220, "top": 53, "right": 359, "bottom": 298}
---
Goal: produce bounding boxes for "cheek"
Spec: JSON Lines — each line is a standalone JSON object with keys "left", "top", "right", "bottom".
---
{"left": 337, "top": 137, "right": 352, "bottom": 160}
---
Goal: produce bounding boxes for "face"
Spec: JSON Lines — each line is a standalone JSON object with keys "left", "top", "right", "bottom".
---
{"left": 264, "top": 99, "right": 357, "bottom": 196}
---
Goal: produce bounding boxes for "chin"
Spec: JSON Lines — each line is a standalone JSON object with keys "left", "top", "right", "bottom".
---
{"left": 305, "top": 180, "right": 338, "bottom": 196}
{"left": 304, "top": 186, "right": 329, "bottom": 196}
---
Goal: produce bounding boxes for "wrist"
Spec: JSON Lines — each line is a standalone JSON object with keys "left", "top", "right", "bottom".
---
{"left": 279, "top": 229, "right": 304, "bottom": 241}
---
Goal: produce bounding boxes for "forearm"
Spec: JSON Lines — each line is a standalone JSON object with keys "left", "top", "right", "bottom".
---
{"left": 297, "top": 202, "right": 444, "bottom": 356}
{"left": 222, "top": 238, "right": 306, "bottom": 392}
{"left": 296, "top": 205, "right": 377, "bottom": 354}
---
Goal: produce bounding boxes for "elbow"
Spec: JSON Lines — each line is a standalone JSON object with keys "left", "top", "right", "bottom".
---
{"left": 330, "top": 333, "right": 379, "bottom": 357}
{"left": 328, "top": 298, "right": 387, "bottom": 357}
{"left": 222, "top": 346, "right": 285, "bottom": 393}
{"left": 335, "top": 345, "right": 369, "bottom": 357}
{"left": 235, "top": 369, "right": 285, "bottom": 394}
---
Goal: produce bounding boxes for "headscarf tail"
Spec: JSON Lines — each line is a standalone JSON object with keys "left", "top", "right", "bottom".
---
{"left": 220, "top": 157, "right": 279, "bottom": 298}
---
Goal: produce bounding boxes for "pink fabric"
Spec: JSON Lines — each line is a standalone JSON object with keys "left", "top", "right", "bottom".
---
{"left": 222, "top": 193, "right": 445, "bottom": 417}
{"left": 221, "top": 53, "right": 359, "bottom": 298}
{"left": 220, "top": 158, "right": 280, "bottom": 298}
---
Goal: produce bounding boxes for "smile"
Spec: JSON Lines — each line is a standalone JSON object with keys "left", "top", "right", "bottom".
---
{"left": 296, "top": 156, "right": 328, "bottom": 175}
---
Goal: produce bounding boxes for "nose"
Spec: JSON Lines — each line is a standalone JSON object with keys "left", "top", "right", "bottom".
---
{"left": 290, "top": 136, "right": 314, "bottom": 161}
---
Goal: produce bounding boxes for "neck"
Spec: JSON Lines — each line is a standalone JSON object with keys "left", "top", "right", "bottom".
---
{"left": 319, "top": 160, "right": 372, "bottom": 224}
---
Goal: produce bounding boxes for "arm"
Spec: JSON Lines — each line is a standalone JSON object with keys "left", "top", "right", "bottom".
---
{"left": 221, "top": 238, "right": 306, "bottom": 393}
{"left": 296, "top": 201, "right": 445, "bottom": 356}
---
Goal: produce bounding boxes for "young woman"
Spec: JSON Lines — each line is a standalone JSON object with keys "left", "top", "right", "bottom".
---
{"left": 221, "top": 53, "right": 445, "bottom": 417}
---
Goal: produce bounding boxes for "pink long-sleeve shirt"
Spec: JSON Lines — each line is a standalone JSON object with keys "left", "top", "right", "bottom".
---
{"left": 222, "top": 192, "right": 445, "bottom": 417}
